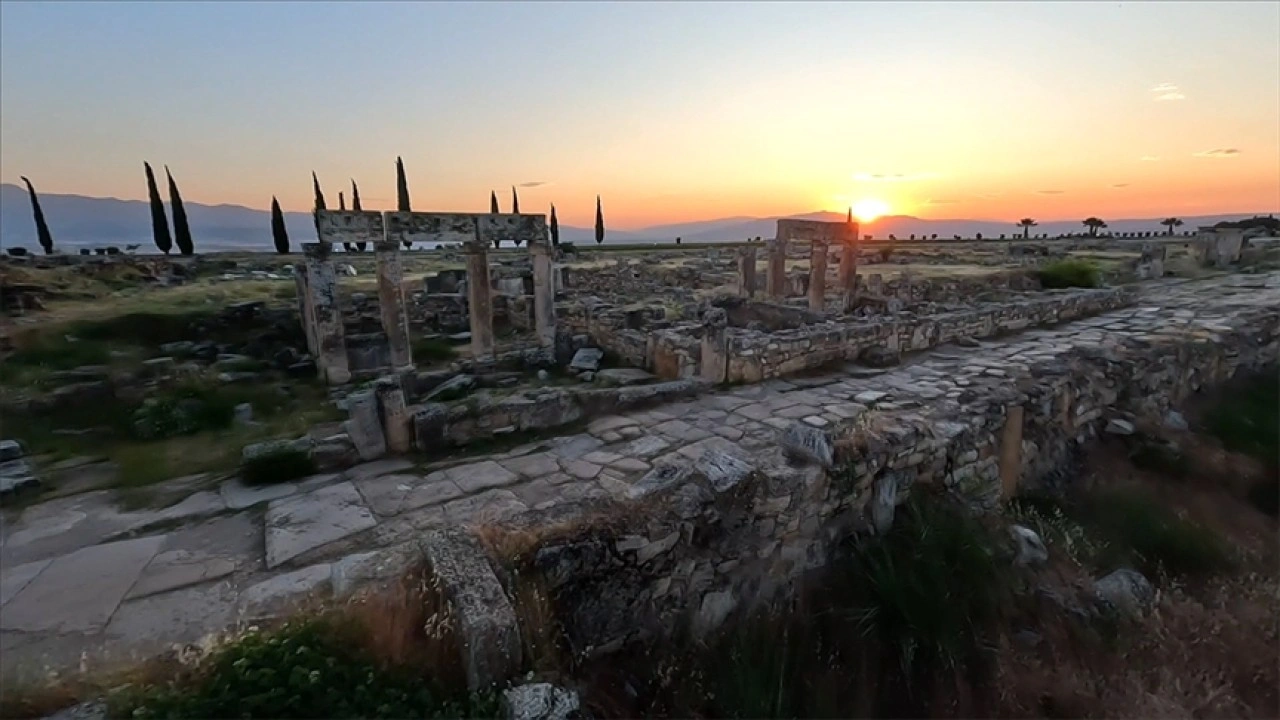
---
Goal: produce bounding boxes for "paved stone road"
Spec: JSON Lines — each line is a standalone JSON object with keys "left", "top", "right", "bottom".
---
{"left": 2, "top": 272, "right": 1277, "bottom": 685}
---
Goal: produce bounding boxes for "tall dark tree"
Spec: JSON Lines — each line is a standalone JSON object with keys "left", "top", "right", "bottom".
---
{"left": 144, "top": 162, "right": 173, "bottom": 255}
{"left": 339, "top": 191, "right": 346, "bottom": 211}
{"left": 1017, "top": 218, "right": 1037, "bottom": 239}
{"left": 396, "top": 157, "right": 411, "bottom": 211}
{"left": 847, "top": 206, "right": 853, "bottom": 224}
{"left": 165, "top": 167, "right": 194, "bottom": 255}
{"left": 19, "top": 176, "right": 54, "bottom": 255}
{"left": 549, "top": 204, "right": 560, "bottom": 246}
{"left": 312, "top": 172, "right": 327, "bottom": 211}
{"left": 312, "top": 171, "right": 327, "bottom": 239}
{"left": 270, "top": 196, "right": 289, "bottom": 254}
{"left": 490, "top": 191, "right": 501, "bottom": 248}
{"left": 511, "top": 186, "right": 520, "bottom": 214}
{"left": 594, "top": 195, "right": 605, "bottom": 245}
{"left": 351, "top": 180, "right": 363, "bottom": 211}
{"left": 1082, "top": 217, "right": 1107, "bottom": 238}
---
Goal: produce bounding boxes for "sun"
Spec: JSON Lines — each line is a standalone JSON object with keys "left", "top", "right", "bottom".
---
{"left": 852, "top": 198, "right": 890, "bottom": 223}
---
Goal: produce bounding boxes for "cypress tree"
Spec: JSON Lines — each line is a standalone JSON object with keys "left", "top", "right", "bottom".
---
{"left": 511, "top": 186, "right": 519, "bottom": 214}
{"left": 396, "top": 157, "right": 411, "bottom": 211}
{"left": 166, "top": 166, "right": 194, "bottom": 255}
{"left": 312, "top": 171, "right": 327, "bottom": 241}
{"left": 594, "top": 195, "right": 605, "bottom": 245}
{"left": 351, "top": 180, "right": 363, "bottom": 211}
{"left": 312, "top": 172, "right": 326, "bottom": 211}
{"left": 19, "top": 176, "right": 54, "bottom": 255}
{"left": 490, "top": 191, "right": 501, "bottom": 248}
{"left": 144, "top": 162, "right": 173, "bottom": 255}
{"left": 271, "top": 196, "right": 289, "bottom": 254}
{"left": 339, "top": 191, "right": 346, "bottom": 211}
{"left": 847, "top": 206, "right": 853, "bottom": 224}
{"left": 549, "top": 204, "right": 560, "bottom": 247}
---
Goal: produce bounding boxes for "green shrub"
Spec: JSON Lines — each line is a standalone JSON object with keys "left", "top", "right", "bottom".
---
{"left": 1038, "top": 259, "right": 1100, "bottom": 288}
{"left": 1087, "top": 488, "right": 1232, "bottom": 577}
{"left": 68, "top": 311, "right": 215, "bottom": 346}
{"left": 0, "top": 336, "right": 111, "bottom": 381}
{"left": 412, "top": 336, "right": 457, "bottom": 363}
{"left": 241, "top": 447, "right": 316, "bottom": 486}
{"left": 107, "top": 617, "right": 499, "bottom": 720}
{"left": 131, "top": 384, "right": 237, "bottom": 440}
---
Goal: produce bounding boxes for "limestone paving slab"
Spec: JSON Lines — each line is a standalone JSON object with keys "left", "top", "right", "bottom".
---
{"left": 1, "top": 535, "right": 166, "bottom": 633}
{"left": 355, "top": 473, "right": 466, "bottom": 516}
{"left": 448, "top": 460, "right": 520, "bottom": 494}
{"left": 0, "top": 558, "right": 51, "bottom": 606}
{"left": 221, "top": 477, "right": 299, "bottom": 510}
{"left": 127, "top": 513, "right": 261, "bottom": 599}
{"left": 265, "top": 482, "right": 378, "bottom": 569}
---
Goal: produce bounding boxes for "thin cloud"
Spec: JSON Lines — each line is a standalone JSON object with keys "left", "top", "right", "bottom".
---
{"left": 1036, "top": 190, "right": 1065, "bottom": 195}
{"left": 1193, "top": 148, "right": 1240, "bottom": 157}
{"left": 924, "top": 197, "right": 961, "bottom": 205}
{"left": 1150, "top": 83, "right": 1186, "bottom": 101}
{"left": 1140, "top": 156, "right": 1161, "bottom": 162}
{"left": 853, "top": 172, "right": 936, "bottom": 183}
{"left": 518, "top": 181, "right": 549, "bottom": 188}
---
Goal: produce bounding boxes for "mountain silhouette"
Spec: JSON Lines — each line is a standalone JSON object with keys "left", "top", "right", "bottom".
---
{"left": 0, "top": 183, "right": 1271, "bottom": 252}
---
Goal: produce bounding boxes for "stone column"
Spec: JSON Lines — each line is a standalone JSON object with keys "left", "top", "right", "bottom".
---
{"left": 839, "top": 234, "right": 859, "bottom": 313}
{"left": 293, "top": 262, "right": 319, "bottom": 356}
{"left": 464, "top": 238, "right": 495, "bottom": 361}
{"left": 737, "top": 246, "right": 757, "bottom": 298}
{"left": 808, "top": 238, "right": 828, "bottom": 311}
{"left": 302, "top": 242, "right": 351, "bottom": 385}
{"left": 766, "top": 237, "right": 787, "bottom": 299}
{"left": 700, "top": 307, "right": 729, "bottom": 384}
{"left": 375, "top": 240, "right": 414, "bottom": 371}
{"left": 528, "top": 235, "right": 557, "bottom": 350}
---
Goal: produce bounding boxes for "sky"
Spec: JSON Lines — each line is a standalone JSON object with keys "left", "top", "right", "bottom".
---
{"left": 1, "top": 1, "right": 1278, "bottom": 230}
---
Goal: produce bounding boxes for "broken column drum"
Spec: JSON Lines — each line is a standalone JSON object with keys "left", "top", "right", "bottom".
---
{"left": 700, "top": 307, "right": 729, "bottom": 383}
{"left": 808, "top": 237, "right": 829, "bottom": 311}
{"left": 766, "top": 238, "right": 787, "bottom": 299}
{"left": 738, "top": 245, "right": 758, "bottom": 298}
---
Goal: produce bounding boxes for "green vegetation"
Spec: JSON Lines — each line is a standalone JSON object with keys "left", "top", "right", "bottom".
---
{"left": 1017, "top": 488, "right": 1232, "bottom": 578}
{"left": 166, "top": 166, "right": 194, "bottom": 256}
{"left": 1203, "top": 371, "right": 1279, "bottom": 471}
{"left": 144, "top": 161, "right": 173, "bottom": 255}
{"left": 644, "top": 492, "right": 1016, "bottom": 719}
{"left": 1037, "top": 258, "right": 1100, "bottom": 288}
{"left": 20, "top": 176, "right": 55, "bottom": 255}
{"left": 412, "top": 336, "right": 457, "bottom": 364}
{"left": 107, "top": 617, "right": 499, "bottom": 720}
{"left": 131, "top": 382, "right": 238, "bottom": 440}
{"left": 241, "top": 447, "right": 316, "bottom": 486}
{"left": 271, "top": 196, "right": 289, "bottom": 254}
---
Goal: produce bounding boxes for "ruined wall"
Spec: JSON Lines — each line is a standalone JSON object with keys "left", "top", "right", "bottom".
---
{"left": 724, "top": 288, "right": 1133, "bottom": 382}
{"left": 494, "top": 289, "right": 1280, "bottom": 660}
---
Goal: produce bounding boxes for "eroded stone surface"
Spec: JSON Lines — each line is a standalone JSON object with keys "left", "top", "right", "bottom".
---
{"left": 1, "top": 535, "right": 165, "bottom": 632}
{"left": 264, "top": 482, "right": 378, "bottom": 569}
{"left": 355, "top": 473, "right": 465, "bottom": 516}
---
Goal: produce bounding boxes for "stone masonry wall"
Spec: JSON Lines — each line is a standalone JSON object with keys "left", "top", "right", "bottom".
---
{"left": 488, "top": 281, "right": 1278, "bottom": 660}
{"left": 723, "top": 287, "right": 1133, "bottom": 383}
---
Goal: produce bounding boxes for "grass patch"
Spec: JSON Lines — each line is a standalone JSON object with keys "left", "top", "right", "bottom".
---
{"left": 1037, "top": 259, "right": 1100, "bottom": 289}
{"left": 130, "top": 382, "right": 238, "bottom": 440}
{"left": 0, "top": 336, "right": 112, "bottom": 384}
{"left": 1202, "top": 370, "right": 1279, "bottom": 472}
{"left": 105, "top": 616, "right": 500, "bottom": 720}
{"left": 636, "top": 491, "right": 1016, "bottom": 719}
{"left": 412, "top": 336, "right": 457, "bottom": 364}
{"left": 241, "top": 447, "right": 316, "bottom": 486}
{"left": 1087, "top": 488, "right": 1232, "bottom": 577}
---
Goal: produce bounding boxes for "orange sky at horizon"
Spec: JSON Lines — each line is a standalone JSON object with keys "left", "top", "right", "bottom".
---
{"left": 2, "top": 2, "right": 1277, "bottom": 231}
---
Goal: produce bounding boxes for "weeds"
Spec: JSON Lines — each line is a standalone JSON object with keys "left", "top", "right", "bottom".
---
{"left": 1086, "top": 488, "right": 1233, "bottom": 577}
{"left": 1038, "top": 259, "right": 1100, "bottom": 289}
{"left": 105, "top": 616, "right": 499, "bottom": 719}
{"left": 1203, "top": 370, "right": 1279, "bottom": 472}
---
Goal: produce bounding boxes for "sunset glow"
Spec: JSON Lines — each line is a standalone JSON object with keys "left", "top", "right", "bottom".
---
{"left": 0, "top": 2, "right": 1276, "bottom": 228}
{"left": 852, "top": 198, "right": 891, "bottom": 223}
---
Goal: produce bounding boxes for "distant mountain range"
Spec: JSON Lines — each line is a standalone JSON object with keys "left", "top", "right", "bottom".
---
{"left": 1, "top": 183, "right": 1273, "bottom": 252}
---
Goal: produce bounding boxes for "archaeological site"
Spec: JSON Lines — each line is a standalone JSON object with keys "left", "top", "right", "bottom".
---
{"left": 2, "top": 202, "right": 1278, "bottom": 720}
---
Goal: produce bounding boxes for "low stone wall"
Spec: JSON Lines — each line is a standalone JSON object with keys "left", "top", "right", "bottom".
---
{"left": 463, "top": 284, "right": 1278, "bottom": 665}
{"left": 723, "top": 287, "right": 1133, "bottom": 382}
{"left": 412, "top": 378, "right": 707, "bottom": 450}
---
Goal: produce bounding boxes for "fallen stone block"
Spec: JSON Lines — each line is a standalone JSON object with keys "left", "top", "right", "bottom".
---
{"left": 780, "top": 422, "right": 834, "bottom": 468}
{"left": 502, "top": 683, "right": 580, "bottom": 720}
{"left": 420, "top": 528, "right": 522, "bottom": 691}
